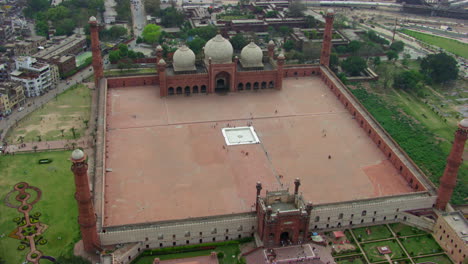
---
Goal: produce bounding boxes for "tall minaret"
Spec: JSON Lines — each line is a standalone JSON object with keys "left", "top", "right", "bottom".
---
{"left": 70, "top": 149, "right": 100, "bottom": 253}
{"left": 435, "top": 119, "right": 468, "bottom": 210}
{"left": 320, "top": 9, "right": 335, "bottom": 67}
{"left": 89, "top": 16, "right": 104, "bottom": 88}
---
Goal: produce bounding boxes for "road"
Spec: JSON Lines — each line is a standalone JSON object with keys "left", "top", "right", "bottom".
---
{"left": 0, "top": 66, "right": 95, "bottom": 144}
{"left": 131, "top": 0, "right": 146, "bottom": 37}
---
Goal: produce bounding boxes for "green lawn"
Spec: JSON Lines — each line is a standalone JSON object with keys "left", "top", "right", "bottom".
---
{"left": 104, "top": 68, "right": 156, "bottom": 77}
{"left": 5, "top": 84, "right": 92, "bottom": 143}
{"left": 361, "top": 240, "right": 407, "bottom": 262}
{"left": 389, "top": 223, "right": 427, "bottom": 237}
{"left": 352, "top": 225, "right": 393, "bottom": 242}
{"left": 217, "top": 15, "right": 253, "bottom": 21}
{"left": 0, "top": 151, "right": 80, "bottom": 264}
{"left": 400, "top": 235, "right": 443, "bottom": 257}
{"left": 414, "top": 254, "right": 453, "bottom": 264}
{"left": 335, "top": 256, "right": 365, "bottom": 264}
{"left": 75, "top": 51, "right": 92, "bottom": 67}
{"left": 133, "top": 244, "right": 241, "bottom": 264}
{"left": 400, "top": 29, "right": 468, "bottom": 59}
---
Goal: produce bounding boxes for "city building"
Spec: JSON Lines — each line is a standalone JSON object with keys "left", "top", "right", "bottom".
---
{"left": 50, "top": 54, "right": 76, "bottom": 75}
{"left": 434, "top": 211, "right": 468, "bottom": 264}
{"left": 13, "top": 36, "right": 47, "bottom": 56}
{"left": 0, "top": 81, "right": 25, "bottom": 116}
{"left": 10, "top": 57, "right": 53, "bottom": 97}
{"left": 0, "top": 63, "right": 10, "bottom": 82}
{"left": 33, "top": 34, "right": 86, "bottom": 62}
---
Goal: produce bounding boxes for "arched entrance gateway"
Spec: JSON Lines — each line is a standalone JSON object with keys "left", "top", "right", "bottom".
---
{"left": 215, "top": 72, "right": 230, "bottom": 93}
{"left": 256, "top": 179, "right": 313, "bottom": 248}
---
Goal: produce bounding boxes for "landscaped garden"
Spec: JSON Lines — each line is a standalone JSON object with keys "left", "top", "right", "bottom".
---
{"left": 389, "top": 223, "right": 428, "bottom": 237}
{"left": 400, "top": 29, "right": 468, "bottom": 59}
{"left": 132, "top": 239, "right": 250, "bottom": 264}
{"left": 399, "top": 235, "right": 443, "bottom": 257}
{"left": 414, "top": 254, "right": 453, "bottom": 264}
{"left": 335, "top": 256, "right": 366, "bottom": 264}
{"left": 5, "top": 84, "right": 92, "bottom": 143}
{"left": 352, "top": 225, "right": 393, "bottom": 242}
{"left": 360, "top": 240, "right": 406, "bottom": 262}
{"left": 0, "top": 151, "right": 79, "bottom": 264}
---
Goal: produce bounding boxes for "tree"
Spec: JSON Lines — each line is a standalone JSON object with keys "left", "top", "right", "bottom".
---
{"left": 54, "top": 18, "right": 76, "bottom": 36}
{"left": 386, "top": 50, "right": 398, "bottom": 61}
{"left": 288, "top": 0, "right": 305, "bottom": 17}
{"left": 35, "top": 20, "right": 49, "bottom": 37}
{"left": 160, "top": 7, "right": 184, "bottom": 27}
{"left": 142, "top": 24, "right": 162, "bottom": 44}
{"left": 341, "top": 56, "right": 367, "bottom": 76}
{"left": 330, "top": 53, "right": 339, "bottom": 71}
{"left": 284, "top": 40, "right": 295, "bottom": 51}
{"left": 390, "top": 40, "right": 405, "bottom": 53}
{"left": 372, "top": 56, "right": 381, "bottom": 67}
{"left": 109, "top": 50, "right": 121, "bottom": 63}
{"left": 47, "top": 6, "right": 70, "bottom": 21}
{"left": 305, "top": 15, "right": 317, "bottom": 28}
{"left": 393, "top": 70, "right": 422, "bottom": 90}
{"left": 377, "top": 63, "right": 396, "bottom": 89}
{"left": 60, "top": 129, "right": 65, "bottom": 137}
{"left": 188, "top": 26, "right": 217, "bottom": 41}
{"left": 231, "top": 34, "right": 248, "bottom": 51}
{"left": 188, "top": 37, "right": 206, "bottom": 55}
{"left": 24, "top": 0, "right": 50, "bottom": 18}
{"left": 33, "top": 146, "right": 38, "bottom": 152}
{"left": 265, "top": 11, "right": 278, "bottom": 18}
{"left": 347, "top": 40, "right": 361, "bottom": 54}
{"left": 70, "top": 127, "right": 76, "bottom": 139}
{"left": 136, "top": 36, "right": 143, "bottom": 44}
{"left": 144, "top": 0, "right": 161, "bottom": 15}
{"left": 279, "top": 26, "right": 292, "bottom": 37}
{"left": 108, "top": 26, "right": 127, "bottom": 39}
{"left": 118, "top": 44, "right": 129, "bottom": 57}
{"left": 420, "top": 53, "right": 458, "bottom": 84}
{"left": 56, "top": 255, "right": 92, "bottom": 264}
{"left": 83, "top": 120, "right": 89, "bottom": 128}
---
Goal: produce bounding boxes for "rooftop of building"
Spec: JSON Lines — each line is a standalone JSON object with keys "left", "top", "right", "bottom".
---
{"left": 442, "top": 211, "right": 468, "bottom": 242}
{"left": 34, "top": 34, "right": 85, "bottom": 60}
{"left": 103, "top": 77, "right": 415, "bottom": 227}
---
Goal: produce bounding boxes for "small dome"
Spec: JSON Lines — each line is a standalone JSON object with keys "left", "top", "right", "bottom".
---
{"left": 156, "top": 45, "right": 163, "bottom": 51}
{"left": 268, "top": 40, "right": 275, "bottom": 46}
{"left": 204, "top": 34, "right": 233, "bottom": 64}
{"left": 327, "top": 9, "right": 334, "bottom": 15}
{"left": 277, "top": 53, "right": 285, "bottom": 60}
{"left": 240, "top": 42, "right": 264, "bottom": 68}
{"left": 71, "top": 149, "right": 85, "bottom": 160}
{"left": 89, "top": 16, "right": 97, "bottom": 22}
{"left": 173, "top": 45, "right": 196, "bottom": 72}
{"left": 158, "top": 58, "right": 166, "bottom": 65}
{"left": 459, "top": 119, "right": 468, "bottom": 129}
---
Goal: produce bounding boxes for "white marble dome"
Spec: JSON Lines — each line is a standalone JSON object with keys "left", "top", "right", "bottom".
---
{"left": 459, "top": 118, "right": 468, "bottom": 128}
{"left": 173, "top": 45, "right": 196, "bottom": 72}
{"left": 71, "top": 149, "right": 84, "bottom": 160}
{"left": 204, "top": 34, "right": 233, "bottom": 64}
{"left": 240, "top": 42, "right": 264, "bottom": 68}
{"left": 89, "top": 16, "right": 97, "bottom": 22}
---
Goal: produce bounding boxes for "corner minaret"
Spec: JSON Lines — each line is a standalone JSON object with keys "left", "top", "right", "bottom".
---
{"left": 435, "top": 119, "right": 468, "bottom": 210}
{"left": 158, "top": 59, "right": 167, "bottom": 97}
{"left": 70, "top": 149, "right": 100, "bottom": 253}
{"left": 89, "top": 16, "right": 104, "bottom": 88}
{"left": 320, "top": 9, "right": 335, "bottom": 67}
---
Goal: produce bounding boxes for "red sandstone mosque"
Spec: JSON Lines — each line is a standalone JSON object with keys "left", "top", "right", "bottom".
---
{"left": 70, "top": 11, "right": 468, "bottom": 264}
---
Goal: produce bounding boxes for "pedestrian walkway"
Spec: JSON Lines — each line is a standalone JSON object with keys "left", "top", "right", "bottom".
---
{"left": 4, "top": 137, "right": 91, "bottom": 153}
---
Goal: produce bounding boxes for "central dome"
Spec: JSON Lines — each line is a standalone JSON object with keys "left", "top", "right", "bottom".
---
{"left": 204, "top": 34, "right": 233, "bottom": 64}
{"left": 240, "top": 42, "right": 264, "bottom": 68}
{"left": 173, "top": 45, "right": 196, "bottom": 72}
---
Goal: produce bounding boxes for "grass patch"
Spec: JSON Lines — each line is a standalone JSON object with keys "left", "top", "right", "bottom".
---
{"left": 361, "top": 240, "right": 407, "bottom": 262}
{"left": 351, "top": 88, "right": 467, "bottom": 204}
{"left": 400, "top": 29, "right": 468, "bottom": 59}
{"left": 414, "top": 254, "right": 453, "bottom": 264}
{"left": 399, "top": 235, "right": 443, "bottom": 257}
{"left": 75, "top": 51, "right": 92, "bottom": 67}
{"left": 0, "top": 151, "right": 80, "bottom": 263}
{"left": 104, "top": 68, "right": 156, "bottom": 77}
{"left": 389, "top": 223, "right": 427, "bottom": 237}
{"left": 352, "top": 225, "right": 393, "bottom": 242}
{"left": 335, "top": 256, "right": 365, "bottom": 264}
{"left": 134, "top": 244, "right": 241, "bottom": 264}
{"left": 5, "top": 84, "right": 91, "bottom": 143}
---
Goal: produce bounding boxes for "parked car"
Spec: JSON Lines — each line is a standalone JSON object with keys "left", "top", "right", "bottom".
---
{"left": 18, "top": 107, "right": 24, "bottom": 112}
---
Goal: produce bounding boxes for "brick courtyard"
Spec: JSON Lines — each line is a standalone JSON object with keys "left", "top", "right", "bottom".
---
{"left": 103, "top": 77, "right": 413, "bottom": 226}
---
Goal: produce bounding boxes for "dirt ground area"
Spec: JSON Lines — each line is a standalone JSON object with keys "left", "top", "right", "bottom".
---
{"left": 103, "top": 77, "right": 413, "bottom": 227}
{"left": 158, "top": 255, "right": 219, "bottom": 264}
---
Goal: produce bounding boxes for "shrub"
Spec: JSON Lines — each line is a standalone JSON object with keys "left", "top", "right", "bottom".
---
{"left": 18, "top": 184, "right": 25, "bottom": 189}
{"left": 33, "top": 212, "right": 41, "bottom": 217}
{"left": 13, "top": 217, "right": 21, "bottom": 223}
{"left": 217, "top": 252, "right": 224, "bottom": 259}
{"left": 31, "top": 253, "right": 38, "bottom": 258}
{"left": 17, "top": 245, "right": 26, "bottom": 250}
{"left": 22, "top": 205, "right": 29, "bottom": 210}
{"left": 39, "top": 239, "right": 48, "bottom": 245}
